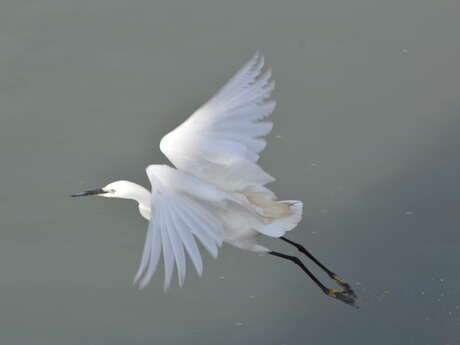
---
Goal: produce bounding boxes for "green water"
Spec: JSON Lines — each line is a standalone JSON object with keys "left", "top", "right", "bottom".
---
{"left": 1, "top": 0, "right": 459, "bottom": 344}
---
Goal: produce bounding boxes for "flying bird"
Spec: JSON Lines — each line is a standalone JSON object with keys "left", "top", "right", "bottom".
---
{"left": 72, "top": 53, "right": 357, "bottom": 306}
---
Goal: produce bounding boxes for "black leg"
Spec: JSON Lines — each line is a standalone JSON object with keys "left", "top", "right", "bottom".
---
{"left": 280, "top": 236, "right": 357, "bottom": 298}
{"left": 269, "top": 251, "right": 357, "bottom": 307}
{"left": 269, "top": 251, "right": 328, "bottom": 292}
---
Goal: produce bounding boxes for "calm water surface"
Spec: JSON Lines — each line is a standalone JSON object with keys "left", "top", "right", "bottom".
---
{"left": 1, "top": 0, "right": 460, "bottom": 344}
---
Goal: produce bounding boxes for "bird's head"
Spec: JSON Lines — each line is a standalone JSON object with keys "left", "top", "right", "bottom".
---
{"left": 71, "top": 180, "right": 139, "bottom": 199}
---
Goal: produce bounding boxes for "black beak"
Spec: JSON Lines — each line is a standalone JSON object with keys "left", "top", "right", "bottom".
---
{"left": 70, "top": 188, "right": 107, "bottom": 197}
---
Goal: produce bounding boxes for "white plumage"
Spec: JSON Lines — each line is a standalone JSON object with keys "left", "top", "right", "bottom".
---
{"left": 73, "top": 53, "right": 303, "bottom": 290}
{"left": 159, "top": 52, "right": 276, "bottom": 190}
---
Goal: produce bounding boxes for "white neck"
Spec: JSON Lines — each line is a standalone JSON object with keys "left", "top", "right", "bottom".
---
{"left": 122, "top": 183, "right": 151, "bottom": 204}
{"left": 126, "top": 183, "right": 151, "bottom": 220}
{"left": 134, "top": 190, "right": 152, "bottom": 220}
{"left": 104, "top": 181, "right": 152, "bottom": 220}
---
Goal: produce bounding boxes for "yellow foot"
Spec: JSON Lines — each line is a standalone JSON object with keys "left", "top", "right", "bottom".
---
{"left": 326, "top": 288, "right": 358, "bottom": 308}
{"left": 326, "top": 288, "right": 343, "bottom": 297}
{"left": 331, "top": 275, "right": 357, "bottom": 298}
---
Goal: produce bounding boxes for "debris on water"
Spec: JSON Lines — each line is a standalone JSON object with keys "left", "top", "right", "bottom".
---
{"left": 249, "top": 295, "right": 255, "bottom": 299}
{"left": 311, "top": 162, "right": 319, "bottom": 167}
{"left": 219, "top": 276, "right": 225, "bottom": 280}
{"left": 439, "top": 278, "right": 445, "bottom": 283}
{"left": 404, "top": 211, "right": 414, "bottom": 215}
{"left": 356, "top": 282, "right": 361, "bottom": 286}
{"left": 402, "top": 48, "right": 409, "bottom": 54}
{"left": 275, "top": 135, "right": 282, "bottom": 139}
{"left": 235, "top": 322, "right": 244, "bottom": 326}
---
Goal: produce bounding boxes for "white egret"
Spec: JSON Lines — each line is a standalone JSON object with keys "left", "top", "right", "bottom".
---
{"left": 72, "top": 53, "right": 357, "bottom": 306}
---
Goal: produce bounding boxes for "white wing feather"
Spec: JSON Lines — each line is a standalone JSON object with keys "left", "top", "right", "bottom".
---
{"left": 133, "top": 165, "right": 225, "bottom": 289}
{"left": 163, "top": 200, "right": 186, "bottom": 287}
{"left": 135, "top": 54, "right": 286, "bottom": 288}
{"left": 159, "top": 52, "right": 277, "bottom": 191}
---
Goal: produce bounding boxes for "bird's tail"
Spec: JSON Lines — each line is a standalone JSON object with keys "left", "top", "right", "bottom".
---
{"left": 240, "top": 186, "right": 303, "bottom": 237}
{"left": 254, "top": 199, "right": 303, "bottom": 237}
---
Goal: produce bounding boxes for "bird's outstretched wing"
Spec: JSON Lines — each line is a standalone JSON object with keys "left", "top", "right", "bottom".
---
{"left": 134, "top": 165, "right": 226, "bottom": 290}
{"left": 159, "top": 52, "right": 276, "bottom": 191}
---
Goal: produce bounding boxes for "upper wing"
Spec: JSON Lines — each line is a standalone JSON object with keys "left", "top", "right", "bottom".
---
{"left": 159, "top": 52, "right": 277, "bottom": 192}
{"left": 133, "top": 165, "right": 226, "bottom": 290}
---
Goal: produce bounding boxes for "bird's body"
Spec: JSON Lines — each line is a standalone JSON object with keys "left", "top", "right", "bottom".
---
{"left": 72, "top": 52, "right": 357, "bottom": 306}
{"left": 103, "top": 162, "right": 302, "bottom": 289}
{"left": 113, "top": 166, "right": 302, "bottom": 249}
